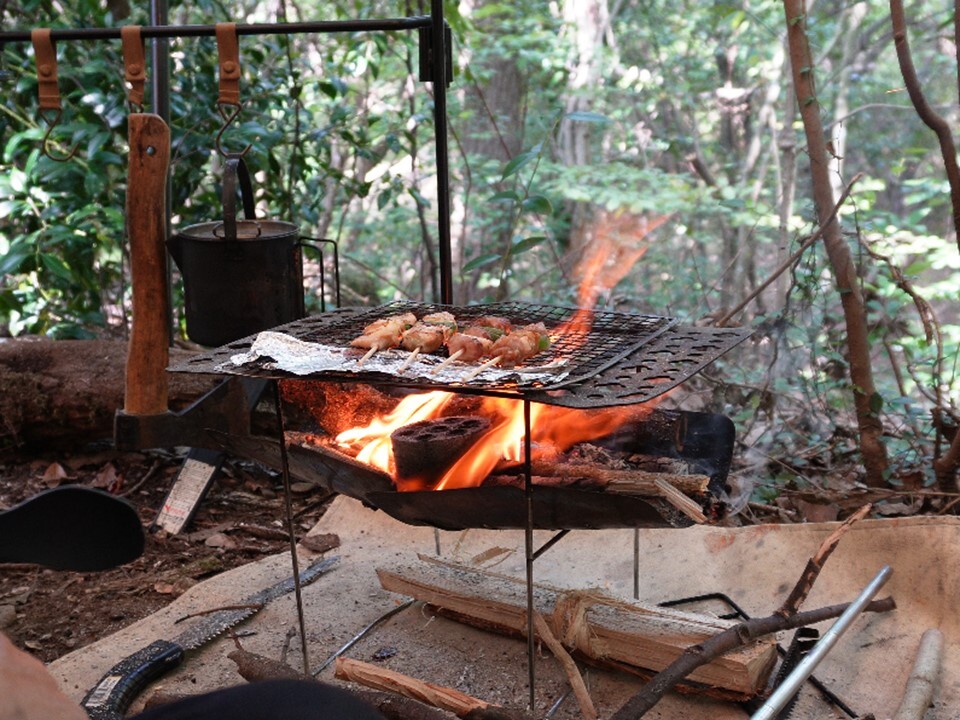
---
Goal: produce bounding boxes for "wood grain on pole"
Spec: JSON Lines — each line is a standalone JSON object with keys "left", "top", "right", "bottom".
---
{"left": 124, "top": 113, "right": 170, "bottom": 415}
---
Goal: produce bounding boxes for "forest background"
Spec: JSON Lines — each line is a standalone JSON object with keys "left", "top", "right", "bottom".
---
{"left": 2, "top": 0, "right": 959, "bottom": 513}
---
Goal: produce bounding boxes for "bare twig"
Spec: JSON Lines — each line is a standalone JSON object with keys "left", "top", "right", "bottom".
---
{"left": 608, "top": 596, "right": 896, "bottom": 720}
{"left": 715, "top": 173, "right": 862, "bottom": 328}
{"left": 532, "top": 612, "right": 597, "bottom": 720}
{"left": 778, "top": 504, "right": 871, "bottom": 616}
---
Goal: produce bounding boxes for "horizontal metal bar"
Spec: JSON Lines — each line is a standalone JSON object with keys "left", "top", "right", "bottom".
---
{"left": 0, "top": 16, "right": 432, "bottom": 44}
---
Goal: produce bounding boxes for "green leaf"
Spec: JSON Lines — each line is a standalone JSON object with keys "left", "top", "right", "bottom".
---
{"left": 869, "top": 391, "right": 884, "bottom": 414}
{"left": 521, "top": 195, "right": 553, "bottom": 215}
{"left": 511, "top": 235, "right": 547, "bottom": 254}
{"left": 463, "top": 253, "right": 502, "bottom": 272}
{"left": 501, "top": 144, "right": 542, "bottom": 181}
{"left": 40, "top": 253, "right": 74, "bottom": 282}
{"left": 489, "top": 190, "right": 520, "bottom": 203}
{"left": 0, "top": 244, "right": 32, "bottom": 275}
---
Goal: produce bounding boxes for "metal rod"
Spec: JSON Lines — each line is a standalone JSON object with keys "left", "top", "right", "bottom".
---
{"left": 532, "top": 529, "right": 569, "bottom": 561}
{"left": 633, "top": 527, "right": 640, "bottom": 600}
{"left": 750, "top": 565, "right": 893, "bottom": 720}
{"left": 0, "top": 17, "right": 432, "bottom": 43}
{"left": 273, "top": 381, "right": 311, "bottom": 675}
{"left": 430, "top": 0, "right": 453, "bottom": 304}
{"left": 313, "top": 598, "right": 416, "bottom": 676}
{"left": 523, "top": 398, "right": 536, "bottom": 712}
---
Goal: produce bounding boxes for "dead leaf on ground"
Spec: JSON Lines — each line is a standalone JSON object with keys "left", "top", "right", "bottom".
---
{"left": 40, "top": 462, "right": 69, "bottom": 487}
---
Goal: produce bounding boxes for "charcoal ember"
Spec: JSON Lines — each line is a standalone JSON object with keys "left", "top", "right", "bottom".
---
{"left": 391, "top": 416, "right": 491, "bottom": 485}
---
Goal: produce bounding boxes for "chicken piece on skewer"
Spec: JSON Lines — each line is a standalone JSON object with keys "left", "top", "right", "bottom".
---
{"left": 489, "top": 322, "right": 550, "bottom": 367}
{"left": 432, "top": 316, "right": 512, "bottom": 373}
{"left": 400, "top": 311, "right": 458, "bottom": 354}
{"left": 350, "top": 312, "right": 416, "bottom": 364}
{"left": 397, "top": 312, "right": 458, "bottom": 372}
{"left": 445, "top": 332, "right": 493, "bottom": 362}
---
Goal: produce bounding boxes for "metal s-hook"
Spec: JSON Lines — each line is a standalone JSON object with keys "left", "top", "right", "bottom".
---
{"left": 32, "top": 29, "right": 78, "bottom": 162}
{"left": 39, "top": 107, "right": 79, "bottom": 162}
{"left": 215, "top": 101, "right": 252, "bottom": 158}
{"left": 214, "top": 24, "right": 250, "bottom": 158}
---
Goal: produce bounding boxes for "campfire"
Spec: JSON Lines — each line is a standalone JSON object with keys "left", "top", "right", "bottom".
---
{"left": 268, "top": 380, "right": 735, "bottom": 530}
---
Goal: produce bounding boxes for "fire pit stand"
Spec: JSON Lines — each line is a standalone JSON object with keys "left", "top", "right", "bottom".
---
{"left": 172, "top": 301, "right": 752, "bottom": 709}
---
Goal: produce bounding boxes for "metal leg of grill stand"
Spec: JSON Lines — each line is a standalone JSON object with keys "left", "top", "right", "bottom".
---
{"left": 273, "top": 381, "right": 311, "bottom": 675}
{"left": 524, "top": 399, "right": 536, "bottom": 713}
{"left": 521, "top": 400, "right": 573, "bottom": 715}
{"left": 634, "top": 527, "right": 640, "bottom": 600}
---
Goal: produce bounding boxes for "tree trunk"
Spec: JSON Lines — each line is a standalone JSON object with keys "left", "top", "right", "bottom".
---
{"left": 782, "top": 0, "right": 889, "bottom": 485}
{"left": 0, "top": 338, "right": 221, "bottom": 453}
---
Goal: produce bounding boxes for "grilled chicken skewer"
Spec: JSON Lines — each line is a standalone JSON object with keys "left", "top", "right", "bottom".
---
{"left": 432, "top": 316, "right": 512, "bottom": 373}
{"left": 350, "top": 312, "right": 417, "bottom": 365}
{"left": 398, "top": 311, "right": 457, "bottom": 372}
{"left": 461, "top": 322, "right": 552, "bottom": 381}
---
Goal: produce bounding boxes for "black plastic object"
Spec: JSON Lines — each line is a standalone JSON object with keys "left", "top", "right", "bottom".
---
{"left": 167, "top": 156, "right": 304, "bottom": 346}
{"left": 0, "top": 486, "right": 145, "bottom": 571}
{"left": 82, "top": 639, "right": 183, "bottom": 720}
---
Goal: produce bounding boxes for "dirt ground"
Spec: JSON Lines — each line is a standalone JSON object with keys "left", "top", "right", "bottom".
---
{"left": 0, "top": 445, "right": 333, "bottom": 664}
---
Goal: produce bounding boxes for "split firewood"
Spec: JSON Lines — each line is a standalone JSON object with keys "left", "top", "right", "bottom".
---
{"left": 335, "top": 657, "right": 533, "bottom": 720}
{"left": 610, "top": 503, "right": 888, "bottom": 719}
{"left": 377, "top": 555, "right": 777, "bottom": 698}
{"left": 607, "top": 595, "right": 896, "bottom": 719}
{"left": 892, "top": 629, "right": 944, "bottom": 720}
{"left": 531, "top": 611, "right": 596, "bottom": 720}
{"left": 496, "top": 460, "right": 711, "bottom": 496}
{"left": 227, "top": 647, "right": 450, "bottom": 720}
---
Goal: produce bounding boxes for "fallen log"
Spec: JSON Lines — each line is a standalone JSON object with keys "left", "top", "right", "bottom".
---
{"left": 0, "top": 337, "right": 221, "bottom": 452}
{"left": 377, "top": 555, "right": 777, "bottom": 699}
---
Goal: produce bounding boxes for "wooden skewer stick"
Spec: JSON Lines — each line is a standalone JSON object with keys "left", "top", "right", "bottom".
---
{"left": 431, "top": 348, "right": 464, "bottom": 373}
{"left": 461, "top": 355, "right": 501, "bottom": 382}
{"left": 357, "top": 346, "right": 379, "bottom": 366}
{"left": 397, "top": 347, "right": 421, "bottom": 373}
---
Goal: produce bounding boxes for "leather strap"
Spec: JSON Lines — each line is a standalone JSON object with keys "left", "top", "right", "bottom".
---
{"left": 216, "top": 22, "right": 241, "bottom": 106}
{"left": 31, "top": 29, "right": 61, "bottom": 112}
{"left": 121, "top": 25, "right": 146, "bottom": 109}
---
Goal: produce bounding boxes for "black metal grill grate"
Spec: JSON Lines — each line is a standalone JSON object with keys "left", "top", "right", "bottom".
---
{"left": 170, "top": 302, "right": 752, "bottom": 406}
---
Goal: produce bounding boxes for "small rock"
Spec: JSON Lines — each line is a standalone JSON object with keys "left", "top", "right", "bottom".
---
{"left": 204, "top": 532, "right": 237, "bottom": 549}
{"left": 0, "top": 604, "right": 16, "bottom": 629}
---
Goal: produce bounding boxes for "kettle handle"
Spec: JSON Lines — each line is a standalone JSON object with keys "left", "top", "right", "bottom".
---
{"left": 221, "top": 154, "right": 256, "bottom": 241}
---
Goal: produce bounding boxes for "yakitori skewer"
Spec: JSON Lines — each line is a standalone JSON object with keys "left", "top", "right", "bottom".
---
{"left": 399, "top": 311, "right": 458, "bottom": 372}
{"left": 350, "top": 312, "right": 416, "bottom": 365}
{"left": 431, "top": 317, "right": 508, "bottom": 373}
{"left": 460, "top": 322, "right": 552, "bottom": 381}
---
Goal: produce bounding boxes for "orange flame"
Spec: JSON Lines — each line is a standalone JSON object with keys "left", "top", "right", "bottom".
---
{"left": 434, "top": 398, "right": 647, "bottom": 490}
{"left": 556, "top": 210, "right": 669, "bottom": 337}
{"left": 334, "top": 209, "right": 669, "bottom": 491}
{"left": 334, "top": 391, "right": 453, "bottom": 473}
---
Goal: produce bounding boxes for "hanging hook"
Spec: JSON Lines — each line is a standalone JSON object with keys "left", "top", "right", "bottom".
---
{"left": 39, "top": 107, "right": 78, "bottom": 162}
{"left": 215, "top": 101, "right": 252, "bottom": 158}
{"left": 32, "top": 28, "right": 78, "bottom": 162}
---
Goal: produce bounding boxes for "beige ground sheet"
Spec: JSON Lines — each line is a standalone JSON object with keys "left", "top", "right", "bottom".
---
{"left": 51, "top": 497, "right": 959, "bottom": 719}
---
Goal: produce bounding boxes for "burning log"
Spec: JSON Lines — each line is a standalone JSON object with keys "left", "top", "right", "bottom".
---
{"left": 376, "top": 556, "right": 777, "bottom": 699}
{"left": 492, "top": 461, "right": 711, "bottom": 496}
